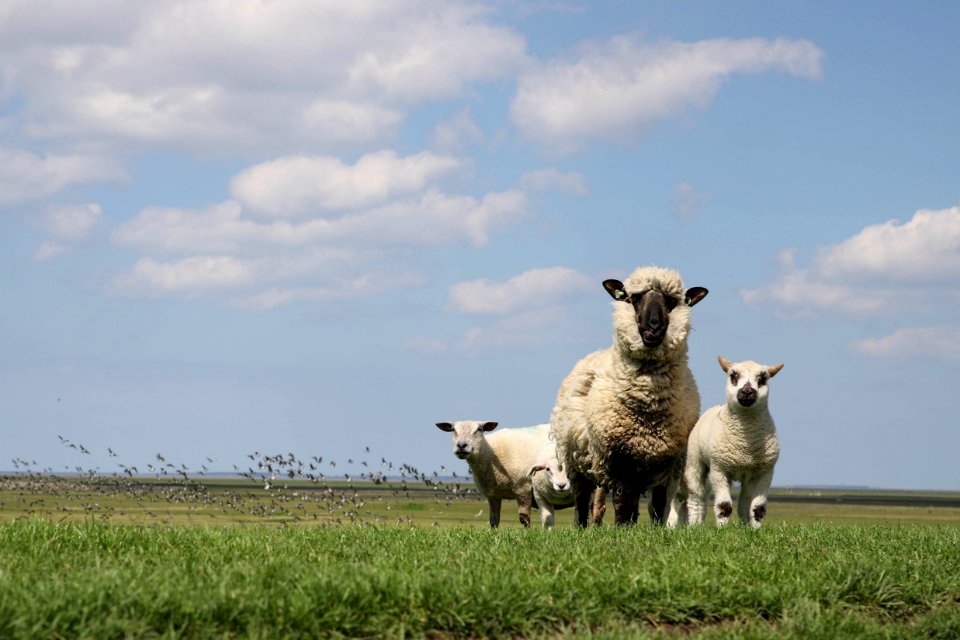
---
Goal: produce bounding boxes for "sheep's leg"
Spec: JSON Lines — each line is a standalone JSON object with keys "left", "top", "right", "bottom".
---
{"left": 573, "top": 480, "right": 594, "bottom": 528}
{"left": 516, "top": 493, "right": 532, "bottom": 528}
{"left": 591, "top": 486, "right": 607, "bottom": 526}
{"left": 709, "top": 468, "right": 733, "bottom": 527}
{"left": 487, "top": 497, "right": 502, "bottom": 528}
{"left": 743, "top": 469, "right": 773, "bottom": 529}
{"left": 648, "top": 485, "right": 668, "bottom": 524}
{"left": 613, "top": 487, "right": 640, "bottom": 526}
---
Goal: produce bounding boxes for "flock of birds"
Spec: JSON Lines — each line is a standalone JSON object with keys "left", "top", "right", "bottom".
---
{"left": 1, "top": 437, "right": 481, "bottom": 527}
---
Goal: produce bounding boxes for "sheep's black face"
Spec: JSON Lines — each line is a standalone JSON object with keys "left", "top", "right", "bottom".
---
{"left": 603, "top": 279, "right": 707, "bottom": 349}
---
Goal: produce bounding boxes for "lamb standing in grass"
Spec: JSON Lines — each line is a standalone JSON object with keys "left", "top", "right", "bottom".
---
{"left": 667, "top": 356, "right": 784, "bottom": 529}
{"left": 528, "top": 439, "right": 574, "bottom": 529}
{"left": 551, "top": 266, "right": 708, "bottom": 526}
{"left": 436, "top": 421, "right": 551, "bottom": 528}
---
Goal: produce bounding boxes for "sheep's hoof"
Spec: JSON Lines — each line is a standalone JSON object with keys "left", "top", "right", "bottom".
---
{"left": 716, "top": 501, "right": 733, "bottom": 519}
{"left": 753, "top": 503, "right": 767, "bottom": 523}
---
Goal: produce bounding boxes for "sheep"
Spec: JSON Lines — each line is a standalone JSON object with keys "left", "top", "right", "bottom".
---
{"left": 435, "top": 421, "right": 552, "bottom": 528}
{"left": 528, "top": 438, "right": 575, "bottom": 529}
{"left": 550, "top": 265, "right": 708, "bottom": 526}
{"left": 667, "top": 356, "right": 784, "bottom": 529}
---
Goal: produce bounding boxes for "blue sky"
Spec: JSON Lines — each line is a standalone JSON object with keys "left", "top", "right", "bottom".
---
{"left": 1, "top": 1, "right": 958, "bottom": 490}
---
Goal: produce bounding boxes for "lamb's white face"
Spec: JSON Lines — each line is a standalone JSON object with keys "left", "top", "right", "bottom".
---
{"left": 530, "top": 456, "right": 571, "bottom": 494}
{"left": 719, "top": 357, "right": 784, "bottom": 411}
{"left": 435, "top": 421, "right": 497, "bottom": 459}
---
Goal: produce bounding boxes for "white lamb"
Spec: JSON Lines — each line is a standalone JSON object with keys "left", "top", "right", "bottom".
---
{"left": 551, "top": 266, "right": 708, "bottom": 526}
{"left": 667, "top": 356, "right": 784, "bottom": 529}
{"left": 528, "top": 439, "right": 574, "bottom": 529}
{"left": 435, "top": 421, "right": 551, "bottom": 528}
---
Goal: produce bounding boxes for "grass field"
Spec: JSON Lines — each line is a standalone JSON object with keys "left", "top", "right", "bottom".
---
{"left": 0, "top": 473, "right": 958, "bottom": 638}
{"left": 0, "top": 519, "right": 958, "bottom": 639}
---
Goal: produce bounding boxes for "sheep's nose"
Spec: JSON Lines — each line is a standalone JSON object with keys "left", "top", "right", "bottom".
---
{"left": 557, "top": 482, "right": 568, "bottom": 491}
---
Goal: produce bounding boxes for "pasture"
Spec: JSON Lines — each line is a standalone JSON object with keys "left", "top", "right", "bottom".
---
{"left": 0, "top": 471, "right": 958, "bottom": 638}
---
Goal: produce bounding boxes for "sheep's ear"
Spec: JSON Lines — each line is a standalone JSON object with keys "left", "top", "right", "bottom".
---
{"left": 603, "top": 279, "right": 628, "bottom": 301}
{"left": 436, "top": 422, "right": 455, "bottom": 432}
{"left": 685, "top": 287, "right": 708, "bottom": 307}
{"left": 529, "top": 464, "right": 546, "bottom": 477}
{"left": 717, "top": 356, "right": 732, "bottom": 373}
{"left": 767, "top": 363, "right": 784, "bottom": 378}
{"left": 480, "top": 421, "right": 498, "bottom": 432}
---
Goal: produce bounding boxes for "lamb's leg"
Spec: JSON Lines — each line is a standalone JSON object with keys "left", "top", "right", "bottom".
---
{"left": 685, "top": 462, "right": 709, "bottom": 525}
{"left": 709, "top": 468, "right": 734, "bottom": 527}
{"left": 540, "top": 500, "right": 555, "bottom": 529}
{"left": 516, "top": 492, "right": 532, "bottom": 528}
{"left": 666, "top": 477, "right": 687, "bottom": 529}
{"left": 488, "top": 497, "right": 502, "bottom": 529}
{"left": 743, "top": 469, "right": 774, "bottom": 529}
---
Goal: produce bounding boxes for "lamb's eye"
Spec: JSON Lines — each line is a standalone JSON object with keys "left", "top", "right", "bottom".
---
{"left": 730, "top": 372, "right": 739, "bottom": 385}
{"left": 757, "top": 374, "right": 768, "bottom": 387}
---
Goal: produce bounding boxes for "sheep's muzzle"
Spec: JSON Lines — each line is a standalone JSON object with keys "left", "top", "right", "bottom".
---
{"left": 631, "top": 290, "right": 670, "bottom": 347}
{"left": 737, "top": 385, "right": 758, "bottom": 407}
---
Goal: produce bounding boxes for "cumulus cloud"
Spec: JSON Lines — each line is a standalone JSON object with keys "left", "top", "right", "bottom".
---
{"left": 510, "top": 35, "right": 823, "bottom": 151}
{"left": 230, "top": 151, "right": 462, "bottom": 218}
{"left": 0, "top": 148, "right": 124, "bottom": 207}
{"left": 4, "top": 1, "right": 525, "bottom": 152}
{"left": 742, "top": 206, "right": 960, "bottom": 316}
{"left": 448, "top": 266, "right": 593, "bottom": 315}
{"left": 850, "top": 326, "right": 960, "bottom": 362}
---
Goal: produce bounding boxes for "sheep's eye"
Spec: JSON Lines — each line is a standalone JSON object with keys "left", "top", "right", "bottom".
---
{"left": 730, "top": 372, "right": 740, "bottom": 385}
{"left": 664, "top": 296, "right": 679, "bottom": 312}
{"left": 757, "top": 373, "right": 768, "bottom": 387}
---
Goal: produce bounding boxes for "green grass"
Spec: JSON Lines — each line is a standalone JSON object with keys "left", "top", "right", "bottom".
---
{"left": 0, "top": 520, "right": 958, "bottom": 639}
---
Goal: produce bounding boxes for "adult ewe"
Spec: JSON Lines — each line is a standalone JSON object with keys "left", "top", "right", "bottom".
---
{"left": 436, "top": 421, "right": 550, "bottom": 528}
{"left": 551, "top": 266, "right": 708, "bottom": 526}
{"left": 668, "top": 356, "right": 784, "bottom": 529}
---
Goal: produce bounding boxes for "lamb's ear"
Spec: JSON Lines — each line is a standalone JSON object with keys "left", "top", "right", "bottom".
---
{"left": 602, "top": 279, "right": 628, "bottom": 302}
{"left": 528, "top": 464, "right": 547, "bottom": 477}
{"left": 685, "top": 287, "right": 708, "bottom": 307}
{"left": 767, "top": 363, "right": 784, "bottom": 378}
{"left": 480, "top": 421, "right": 499, "bottom": 432}
{"left": 717, "top": 356, "right": 733, "bottom": 373}
{"left": 436, "top": 422, "right": 455, "bottom": 432}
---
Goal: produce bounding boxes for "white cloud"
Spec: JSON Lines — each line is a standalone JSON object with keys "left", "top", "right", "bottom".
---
{"left": 850, "top": 326, "right": 960, "bottom": 362}
{"left": 38, "top": 202, "right": 102, "bottom": 241}
{"left": 448, "top": 266, "right": 593, "bottom": 315}
{"left": 460, "top": 306, "right": 573, "bottom": 350}
{"left": 109, "top": 255, "right": 255, "bottom": 298}
{"left": 32, "top": 202, "right": 103, "bottom": 260}
{"left": 670, "top": 181, "right": 710, "bottom": 219}
{"left": 230, "top": 151, "right": 462, "bottom": 218}
{"left": 519, "top": 168, "right": 588, "bottom": 196}
{"left": 0, "top": 148, "right": 124, "bottom": 207}
{"left": 808, "top": 206, "right": 960, "bottom": 284}
{"left": 511, "top": 35, "right": 823, "bottom": 151}
{"left": 5, "top": 1, "right": 525, "bottom": 152}
{"left": 743, "top": 206, "right": 960, "bottom": 316}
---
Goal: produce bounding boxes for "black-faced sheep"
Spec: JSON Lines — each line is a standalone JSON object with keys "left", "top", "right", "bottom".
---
{"left": 550, "top": 265, "right": 708, "bottom": 526}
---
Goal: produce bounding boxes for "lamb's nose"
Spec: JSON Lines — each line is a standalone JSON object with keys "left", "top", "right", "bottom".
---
{"left": 557, "top": 482, "right": 568, "bottom": 491}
